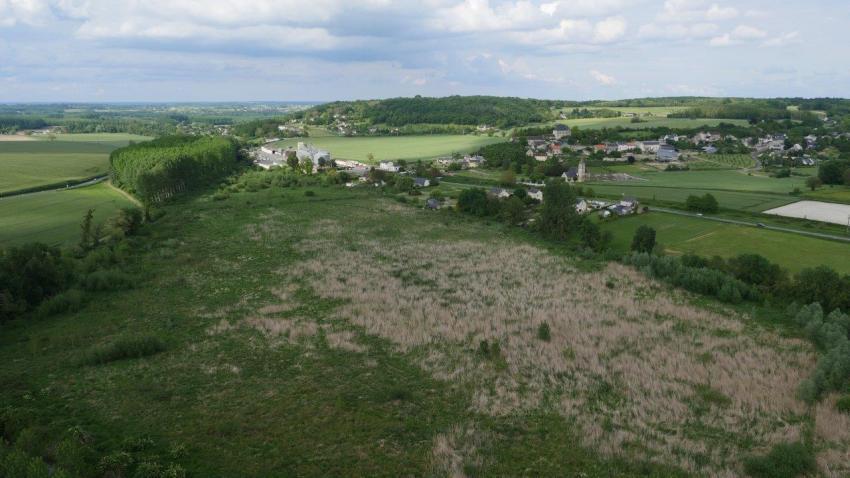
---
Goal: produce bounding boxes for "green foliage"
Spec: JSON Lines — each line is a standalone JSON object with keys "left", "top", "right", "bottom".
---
{"left": 83, "top": 269, "right": 135, "bottom": 292}
{"left": 35, "top": 289, "right": 85, "bottom": 318}
{"left": 110, "top": 136, "right": 241, "bottom": 205}
{"left": 630, "top": 225, "right": 656, "bottom": 253}
{"left": 685, "top": 193, "right": 719, "bottom": 213}
{"left": 742, "top": 442, "right": 816, "bottom": 478}
{"left": 84, "top": 335, "right": 166, "bottom": 365}
{"left": 818, "top": 159, "right": 850, "bottom": 185}
{"left": 477, "top": 142, "right": 527, "bottom": 170}
{"left": 0, "top": 243, "right": 75, "bottom": 322}
{"left": 791, "top": 304, "right": 850, "bottom": 401}
{"left": 536, "top": 181, "right": 579, "bottom": 241}
{"left": 457, "top": 188, "right": 498, "bottom": 217}
{"left": 836, "top": 395, "right": 850, "bottom": 414}
{"left": 537, "top": 322, "right": 551, "bottom": 342}
{"left": 793, "top": 266, "right": 850, "bottom": 313}
{"left": 110, "top": 207, "right": 144, "bottom": 238}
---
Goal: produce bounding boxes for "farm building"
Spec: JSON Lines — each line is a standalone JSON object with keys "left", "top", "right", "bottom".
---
{"left": 378, "top": 161, "right": 401, "bottom": 172}
{"left": 656, "top": 144, "right": 679, "bottom": 162}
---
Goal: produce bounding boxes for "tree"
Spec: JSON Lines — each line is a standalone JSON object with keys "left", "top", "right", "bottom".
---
{"left": 111, "top": 207, "right": 144, "bottom": 238}
{"left": 286, "top": 154, "right": 299, "bottom": 171}
{"left": 500, "top": 196, "right": 527, "bottom": 225}
{"left": 500, "top": 169, "right": 516, "bottom": 187}
{"left": 631, "top": 225, "right": 656, "bottom": 253}
{"left": 536, "top": 181, "right": 578, "bottom": 241}
{"left": 818, "top": 159, "right": 850, "bottom": 185}
{"left": 79, "top": 208, "right": 95, "bottom": 252}
{"left": 686, "top": 193, "right": 719, "bottom": 213}
{"left": 367, "top": 153, "right": 375, "bottom": 163}
{"left": 457, "top": 188, "right": 495, "bottom": 216}
{"left": 806, "top": 176, "right": 823, "bottom": 191}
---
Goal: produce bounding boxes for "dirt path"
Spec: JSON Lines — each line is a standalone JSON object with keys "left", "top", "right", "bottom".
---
{"left": 107, "top": 181, "right": 142, "bottom": 207}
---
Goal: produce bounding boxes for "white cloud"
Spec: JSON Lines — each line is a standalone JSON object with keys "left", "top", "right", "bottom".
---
{"left": 593, "top": 16, "right": 626, "bottom": 43}
{"left": 430, "top": 0, "right": 545, "bottom": 33}
{"left": 705, "top": 4, "right": 737, "bottom": 20}
{"left": 763, "top": 31, "right": 799, "bottom": 47}
{"left": 639, "top": 22, "right": 717, "bottom": 40}
{"left": 0, "top": 0, "right": 51, "bottom": 26}
{"left": 590, "top": 69, "right": 616, "bottom": 86}
{"left": 710, "top": 24, "right": 766, "bottom": 46}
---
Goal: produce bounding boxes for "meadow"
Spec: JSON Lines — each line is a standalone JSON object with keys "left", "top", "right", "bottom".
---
{"left": 0, "top": 182, "right": 135, "bottom": 247}
{"left": 600, "top": 212, "right": 850, "bottom": 274}
{"left": 3, "top": 184, "right": 847, "bottom": 476}
{"left": 272, "top": 135, "right": 504, "bottom": 163}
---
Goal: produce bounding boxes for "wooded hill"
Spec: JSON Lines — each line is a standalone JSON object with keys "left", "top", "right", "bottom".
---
{"left": 300, "top": 96, "right": 563, "bottom": 128}
{"left": 110, "top": 136, "right": 241, "bottom": 205}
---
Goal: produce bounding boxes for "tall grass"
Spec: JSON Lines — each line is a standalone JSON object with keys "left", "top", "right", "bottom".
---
{"left": 84, "top": 336, "right": 166, "bottom": 365}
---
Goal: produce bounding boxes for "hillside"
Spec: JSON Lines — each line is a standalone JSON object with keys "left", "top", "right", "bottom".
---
{"left": 301, "top": 96, "right": 561, "bottom": 128}
{"left": 3, "top": 182, "right": 849, "bottom": 477}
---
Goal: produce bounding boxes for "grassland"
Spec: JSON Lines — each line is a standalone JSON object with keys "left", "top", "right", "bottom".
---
{"left": 803, "top": 185, "right": 850, "bottom": 205}
{"left": 36, "top": 133, "right": 152, "bottom": 147}
{"left": 0, "top": 182, "right": 134, "bottom": 247}
{"left": 600, "top": 212, "right": 850, "bottom": 274}
{"left": 272, "top": 135, "right": 504, "bottom": 163}
{"left": 688, "top": 154, "right": 755, "bottom": 170}
{"left": 4, "top": 184, "right": 848, "bottom": 476}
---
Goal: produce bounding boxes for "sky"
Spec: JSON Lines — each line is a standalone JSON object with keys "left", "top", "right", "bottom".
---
{"left": 0, "top": 0, "right": 848, "bottom": 102}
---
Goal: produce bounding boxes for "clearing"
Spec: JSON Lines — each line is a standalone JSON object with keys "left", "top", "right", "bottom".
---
{"left": 271, "top": 135, "right": 503, "bottom": 163}
{"left": 765, "top": 200, "right": 850, "bottom": 226}
{"left": 2, "top": 185, "right": 848, "bottom": 476}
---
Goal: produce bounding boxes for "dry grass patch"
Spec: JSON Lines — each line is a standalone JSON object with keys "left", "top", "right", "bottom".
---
{"left": 286, "top": 201, "right": 820, "bottom": 475}
{"left": 430, "top": 424, "right": 483, "bottom": 478}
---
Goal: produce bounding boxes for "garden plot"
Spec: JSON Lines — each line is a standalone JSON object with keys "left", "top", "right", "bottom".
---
{"left": 765, "top": 200, "right": 850, "bottom": 226}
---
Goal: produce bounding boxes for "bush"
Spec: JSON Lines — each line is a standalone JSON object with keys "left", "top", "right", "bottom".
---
{"left": 35, "top": 289, "right": 85, "bottom": 318}
{"left": 537, "top": 322, "right": 551, "bottom": 341}
{"left": 836, "top": 395, "right": 850, "bottom": 414}
{"left": 743, "top": 442, "right": 816, "bottom": 478}
{"left": 110, "top": 207, "right": 144, "bottom": 238}
{"left": 83, "top": 269, "right": 134, "bottom": 292}
{"left": 84, "top": 336, "right": 166, "bottom": 365}
{"left": 0, "top": 243, "right": 75, "bottom": 322}
{"left": 630, "top": 226, "right": 656, "bottom": 253}
{"left": 685, "top": 193, "right": 719, "bottom": 213}
{"left": 304, "top": 190, "right": 316, "bottom": 197}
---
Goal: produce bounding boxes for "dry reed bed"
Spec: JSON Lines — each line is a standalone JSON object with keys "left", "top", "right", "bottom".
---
{"left": 286, "top": 208, "right": 825, "bottom": 475}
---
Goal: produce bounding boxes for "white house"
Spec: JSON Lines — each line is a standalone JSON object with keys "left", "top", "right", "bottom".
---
{"left": 640, "top": 141, "right": 661, "bottom": 153}
{"left": 575, "top": 199, "right": 590, "bottom": 214}
{"left": 296, "top": 142, "right": 331, "bottom": 168}
{"left": 553, "top": 124, "right": 572, "bottom": 140}
{"left": 413, "top": 177, "right": 431, "bottom": 188}
{"left": 527, "top": 188, "right": 544, "bottom": 201}
{"left": 378, "top": 161, "right": 401, "bottom": 172}
{"left": 489, "top": 187, "right": 511, "bottom": 199}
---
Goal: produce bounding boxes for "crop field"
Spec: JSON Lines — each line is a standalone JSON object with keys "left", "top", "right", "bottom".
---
{"left": 272, "top": 135, "right": 503, "bottom": 163}
{"left": 587, "top": 183, "right": 796, "bottom": 212}
{"left": 688, "top": 154, "right": 754, "bottom": 170}
{"left": 555, "top": 117, "right": 749, "bottom": 130}
{"left": 38, "top": 133, "right": 152, "bottom": 147}
{"left": 0, "top": 182, "right": 135, "bottom": 246}
{"left": 4, "top": 184, "right": 849, "bottom": 476}
{"left": 803, "top": 186, "right": 850, "bottom": 205}
{"left": 601, "top": 212, "right": 850, "bottom": 274}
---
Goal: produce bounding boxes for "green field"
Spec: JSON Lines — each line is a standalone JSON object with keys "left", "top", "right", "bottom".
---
{"left": 555, "top": 117, "right": 749, "bottom": 130}
{"left": 803, "top": 185, "right": 850, "bottom": 204}
{"left": 688, "top": 154, "right": 755, "bottom": 170}
{"left": 601, "top": 212, "right": 850, "bottom": 274}
{"left": 37, "top": 133, "right": 152, "bottom": 147}
{"left": 0, "top": 182, "right": 135, "bottom": 247}
{"left": 0, "top": 134, "right": 151, "bottom": 194}
{"left": 586, "top": 170, "right": 806, "bottom": 212}
{"left": 272, "top": 135, "right": 503, "bottom": 163}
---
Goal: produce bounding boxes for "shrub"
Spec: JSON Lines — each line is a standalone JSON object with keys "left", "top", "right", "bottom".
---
{"left": 630, "top": 226, "right": 656, "bottom": 253}
{"left": 83, "top": 270, "right": 134, "bottom": 292}
{"left": 743, "top": 442, "right": 816, "bottom": 478}
{"left": 35, "top": 289, "right": 85, "bottom": 318}
{"left": 0, "top": 243, "right": 75, "bottom": 322}
{"left": 110, "top": 207, "right": 144, "bottom": 238}
{"left": 84, "top": 336, "right": 166, "bottom": 365}
{"left": 537, "top": 322, "right": 551, "bottom": 341}
{"left": 304, "top": 190, "right": 316, "bottom": 197}
{"left": 685, "top": 193, "right": 719, "bottom": 213}
{"left": 836, "top": 395, "right": 850, "bottom": 414}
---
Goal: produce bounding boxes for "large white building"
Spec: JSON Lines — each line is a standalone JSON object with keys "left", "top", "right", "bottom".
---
{"left": 378, "top": 161, "right": 401, "bottom": 172}
{"left": 553, "top": 124, "right": 571, "bottom": 140}
{"left": 296, "top": 142, "right": 331, "bottom": 168}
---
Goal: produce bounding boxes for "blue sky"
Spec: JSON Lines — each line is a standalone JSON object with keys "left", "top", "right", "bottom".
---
{"left": 0, "top": 0, "right": 848, "bottom": 102}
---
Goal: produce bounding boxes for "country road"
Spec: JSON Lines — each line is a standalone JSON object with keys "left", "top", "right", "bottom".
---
{"left": 651, "top": 207, "right": 850, "bottom": 243}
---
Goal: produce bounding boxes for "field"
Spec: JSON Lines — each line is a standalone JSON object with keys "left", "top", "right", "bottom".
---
{"left": 0, "top": 134, "right": 150, "bottom": 194}
{"left": 601, "top": 212, "right": 850, "bottom": 274}
{"left": 765, "top": 200, "right": 850, "bottom": 226}
{"left": 555, "top": 117, "right": 749, "bottom": 130}
{"left": 586, "top": 170, "right": 806, "bottom": 212}
{"left": 688, "top": 154, "right": 755, "bottom": 170}
{"left": 803, "top": 186, "right": 850, "bottom": 205}
{"left": 0, "top": 182, "right": 135, "bottom": 247}
{"left": 4, "top": 184, "right": 849, "bottom": 476}
{"left": 272, "top": 135, "right": 504, "bottom": 163}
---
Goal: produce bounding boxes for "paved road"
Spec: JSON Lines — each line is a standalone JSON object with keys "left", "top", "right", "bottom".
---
{"left": 652, "top": 207, "right": 850, "bottom": 243}
{"left": 0, "top": 175, "right": 109, "bottom": 200}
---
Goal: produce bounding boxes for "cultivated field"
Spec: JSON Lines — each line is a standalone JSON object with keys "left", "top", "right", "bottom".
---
{"left": 688, "top": 154, "right": 755, "bottom": 170}
{"left": 0, "top": 182, "right": 135, "bottom": 246}
{"left": 3, "top": 185, "right": 848, "bottom": 476}
{"left": 600, "top": 212, "right": 850, "bottom": 274}
{"left": 272, "top": 135, "right": 504, "bottom": 163}
{"left": 765, "top": 200, "right": 850, "bottom": 226}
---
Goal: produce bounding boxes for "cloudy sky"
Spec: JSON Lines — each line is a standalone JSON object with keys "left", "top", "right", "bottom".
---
{"left": 1, "top": 0, "right": 848, "bottom": 102}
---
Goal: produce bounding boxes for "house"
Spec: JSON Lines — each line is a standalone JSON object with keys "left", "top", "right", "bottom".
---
{"left": 534, "top": 152, "right": 549, "bottom": 162}
{"left": 799, "top": 156, "right": 816, "bottom": 166}
{"left": 656, "top": 144, "right": 679, "bottom": 162}
{"left": 804, "top": 134, "right": 818, "bottom": 148}
{"left": 553, "top": 124, "right": 572, "bottom": 140}
{"left": 702, "top": 145, "right": 718, "bottom": 154}
{"left": 464, "top": 155, "right": 485, "bottom": 168}
{"left": 296, "top": 142, "right": 331, "bottom": 168}
{"left": 640, "top": 141, "right": 661, "bottom": 153}
{"left": 527, "top": 188, "right": 544, "bottom": 201}
{"left": 608, "top": 205, "right": 633, "bottom": 216}
{"left": 488, "top": 187, "right": 511, "bottom": 199}
{"left": 594, "top": 144, "right": 607, "bottom": 153}
{"left": 378, "top": 161, "right": 401, "bottom": 172}
{"left": 575, "top": 199, "right": 590, "bottom": 214}
{"left": 413, "top": 177, "right": 431, "bottom": 188}
{"left": 563, "top": 167, "right": 578, "bottom": 182}
{"left": 788, "top": 143, "right": 804, "bottom": 153}
{"left": 549, "top": 142, "right": 562, "bottom": 155}
{"left": 425, "top": 198, "right": 441, "bottom": 210}
{"left": 620, "top": 196, "right": 639, "bottom": 210}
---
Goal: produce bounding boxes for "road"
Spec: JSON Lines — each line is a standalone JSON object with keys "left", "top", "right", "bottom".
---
{"left": 651, "top": 207, "right": 850, "bottom": 243}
